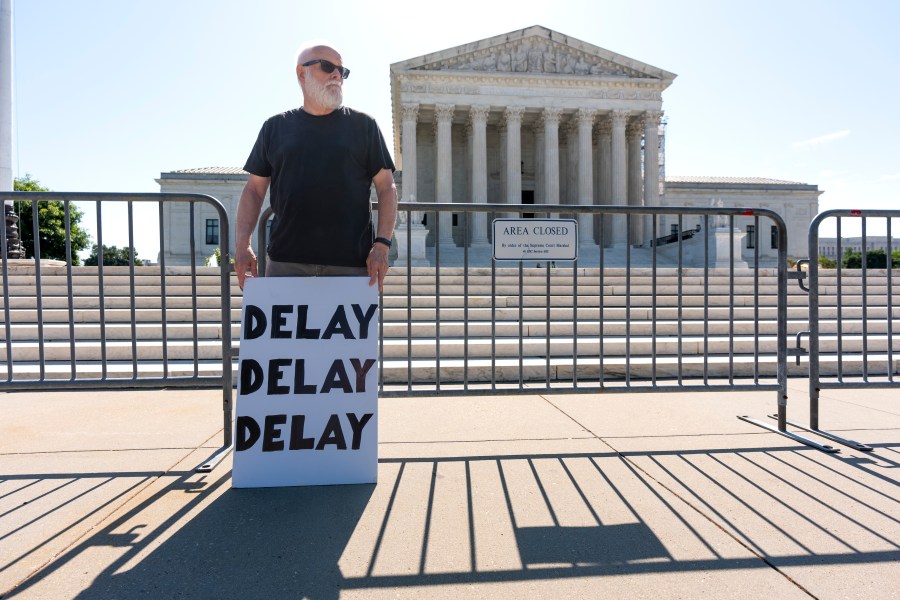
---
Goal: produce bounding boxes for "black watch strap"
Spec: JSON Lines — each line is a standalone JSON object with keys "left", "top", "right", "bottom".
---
{"left": 374, "top": 236, "right": 392, "bottom": 248}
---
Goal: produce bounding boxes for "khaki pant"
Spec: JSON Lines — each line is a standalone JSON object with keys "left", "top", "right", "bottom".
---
{"left": 266, "top": 259, "right": 368, "bottom": 278}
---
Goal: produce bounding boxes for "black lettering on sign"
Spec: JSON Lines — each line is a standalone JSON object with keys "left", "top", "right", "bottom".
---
{"left": 322, "top": 305, "right": 353, "bottom": 339}
{"left": 243, "top": 305, "right": 267, "bottom": 340}
{"left": 266, "top": 358, "right": 292, "bottom": 395}
{"left": 236, "top": 412, "right": 374, "bottom": 451}
{"left": 239, "top": 359, "right": 263, "bottom": 395}
{"left": 289, "top": 415, "right": 315, "bottom": 450}
{"left": 351, "top": 304, "right": 378, "bottom": 339}
{"left": 316, "top": 414, "right": 347, "bottom": 450}
{"left": 236, "top": 416, "right": 260, "bottom": 451}
{"left": 295, "top": 305, "right": 321, "bottom": 339}
{"left": 349, "top": 358, "right": 376, "bottom": 392}
{"left": 262, "top": 414, "right": 287, "bottom": 452}
{"left": 346, "top": 412, "right": 373, "bottom": 449}
{"left": 321, "top": 359, "right": 352, "bottom": 394}
{"left": 271, "top": 305, "right": 293, "bottom": 339}
{"left": 292, "top": 359, "right": 317, "bottom": 395}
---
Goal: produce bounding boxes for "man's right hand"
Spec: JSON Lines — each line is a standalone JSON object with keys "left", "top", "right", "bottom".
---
{"left": 234, "top": 246, "right": 258, "bottom": 290}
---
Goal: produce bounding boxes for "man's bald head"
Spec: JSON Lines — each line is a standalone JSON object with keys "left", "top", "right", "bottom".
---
{"left": 296, "top": 42, "right": 342, "bottom": 67}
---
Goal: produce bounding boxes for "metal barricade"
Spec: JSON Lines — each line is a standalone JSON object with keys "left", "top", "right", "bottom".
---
{"left": 256, "top": 201, "right": 829, "bottom": 451}
{"left": 790, "top": 209, "right": 900, "bottom": 451}
{"left": 0, "top": 192, "right": 234, "bottom": 470}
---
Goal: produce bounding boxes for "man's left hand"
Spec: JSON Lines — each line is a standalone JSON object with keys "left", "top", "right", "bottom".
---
{"left": 367, "top": 243, "right": 390, "bottom": 292}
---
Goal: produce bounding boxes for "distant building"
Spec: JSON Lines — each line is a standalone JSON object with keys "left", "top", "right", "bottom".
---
{"left": 818, "top": 236, "right": 900, "bottom": 261}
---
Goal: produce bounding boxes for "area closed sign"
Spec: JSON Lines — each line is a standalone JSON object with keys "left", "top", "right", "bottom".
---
{"left": 493, "top": 219, "right": 578, "bottom": 261}
{"left": 232, "top": 276, "right": 379, "bottom": 488}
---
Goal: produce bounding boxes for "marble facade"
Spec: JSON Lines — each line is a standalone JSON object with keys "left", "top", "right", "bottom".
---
{"left": 389, "top": 26, "right": 674, "bottom": 264}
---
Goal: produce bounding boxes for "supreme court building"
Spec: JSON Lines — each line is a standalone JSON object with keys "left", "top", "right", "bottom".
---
{"left": 157, "top": 26, "right": 820, "bottom": 266}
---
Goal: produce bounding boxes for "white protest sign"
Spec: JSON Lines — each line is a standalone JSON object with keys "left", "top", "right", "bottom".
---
{"left": 232, "top": 276, "right": 379, "bottom": 488}
{"left": 493, "top": 219, "right": 578, "bottom": 261}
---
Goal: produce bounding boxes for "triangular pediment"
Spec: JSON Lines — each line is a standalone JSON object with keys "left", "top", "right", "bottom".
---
{"left": 391, "top": 25, "right": 676, "bottom": 82}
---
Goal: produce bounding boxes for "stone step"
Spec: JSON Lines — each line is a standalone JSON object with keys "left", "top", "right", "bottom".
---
{"left": 0, "top": 296, "right": 231, "bottom": 310}
{"left": 3, "top": 307, "right": 242, "bottom": 322}
{"left": 375, "top": 295, "right": 823, "bottom": 309}
{"left": 3, "top": 291, "right": 895, "bottom": 314}
{"left": 2, "top": 318, "right": 894, "bottom": 342}
{"left": 3, "top": 353, "right": 896, "bottom": 384}
{"left": 377, "top": 354, "right": 898, "bottom": 383}
{"left": 1, "top": 333, "right": 893, "bottom": 362}
{"left": 2, "top": 304, "right": 897, "bottom": 327}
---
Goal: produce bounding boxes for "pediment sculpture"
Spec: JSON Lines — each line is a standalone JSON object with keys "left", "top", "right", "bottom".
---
{"left": 413, "top": 39, "right": 647, "bottom": 78}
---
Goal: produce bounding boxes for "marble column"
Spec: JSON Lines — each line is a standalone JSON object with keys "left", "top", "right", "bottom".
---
{"left": 576, "top": 108, "right": 596, "bottom": 246}
{"left": 434, "top": 103, "right": 455, "bottom": 247}
{"left": 505, "top": 107, "right": 524, "bottom": 218}
{"left": 610, "top": 110, "right": 628, "bottom": 246}
{"left": 597, "top": 118, "right": 613, "bottom": 247}
{"left": 565, "top": 119, "right": 578, "bottom": 209}
{"left": 542, "top": 107, "right": 562, "bottom": 207}
{"left": 643, "top": 110, "right": 662, "bottom": 242}
{"left": 395, "top": 102, "right": 428, "bottom": 266}
{"left": 469, "top": 105, "right": 490, "bottom": 246}
{"left": 627, "top": 117, "right": 644, "bottom": 244}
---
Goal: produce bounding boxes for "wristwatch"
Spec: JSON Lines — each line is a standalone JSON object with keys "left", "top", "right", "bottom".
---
{"left": 374, "top": 236, "right": 392, "bottom": 248}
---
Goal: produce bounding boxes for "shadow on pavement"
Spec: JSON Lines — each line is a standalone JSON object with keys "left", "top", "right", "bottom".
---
{"left": 4, "top": 442, "right": 900, "bottom": 599}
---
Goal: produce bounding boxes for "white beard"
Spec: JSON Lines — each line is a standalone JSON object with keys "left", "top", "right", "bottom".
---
{"left": 305, "top": 75, "right": 343, "bottom": 110}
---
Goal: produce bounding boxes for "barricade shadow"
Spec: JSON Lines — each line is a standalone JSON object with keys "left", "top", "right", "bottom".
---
{"left": 3, "top": 441, "right": 899, "bottom": 599}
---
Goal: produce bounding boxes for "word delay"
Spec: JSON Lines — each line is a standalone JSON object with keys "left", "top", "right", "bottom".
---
{"left": 237, "top": 412, "right": 373, "bottom": 452}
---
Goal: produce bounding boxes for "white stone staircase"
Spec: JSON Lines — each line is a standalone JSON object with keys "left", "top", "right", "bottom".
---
{"left": 1, "top": 263, "right": 898, "bottom": 387}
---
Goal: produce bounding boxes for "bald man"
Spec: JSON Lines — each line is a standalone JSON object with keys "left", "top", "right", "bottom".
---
{"left": 234, "top": 43, "right": 398, "bottom": 292}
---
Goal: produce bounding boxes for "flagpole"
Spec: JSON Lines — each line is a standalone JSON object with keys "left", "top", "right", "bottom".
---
{"left": 1, "top": 0, "right": 12, "bottom": 198}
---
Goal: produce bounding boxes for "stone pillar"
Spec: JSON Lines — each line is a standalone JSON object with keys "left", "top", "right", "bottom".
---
{"left": 643, "top": 110, "right": 662, "bottom": 243}
{"left": 504, "top": 107, "right": 524, "bottom": 219}
{"left": 541, "top": 107, "right": 562, "bottom": 207}
{"left": 394, "top": 103, "right": 428, "bottom": 266}
{"left": 576, "top": 108, "right": 596, "bottom": 246}
{"left": 597, "top": 117, "right": 613, "bottom": 247}
{"left": 565, "top": 119, "right": 578, "bottom": 209}
{"left": 469, "top": 105, "right": 490, "bottom": 247}
{"left": 434, "top": 103, "right": 455, "bottom": 247}
{"left": 610, "top": 110, "right": 628, "bottom": 246}
{"left": 627, "top": 117, "right": 644, "bottom": 244}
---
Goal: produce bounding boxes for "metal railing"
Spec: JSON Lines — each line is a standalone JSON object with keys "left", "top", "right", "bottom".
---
{"left": 790, "top": 209, "right": 900, "bottom": 451}
{"left": 0, "top": 192, "right": 234, "bottom": 469}
{"left": 256, "top": 201, "right": 828, "bottom": 450}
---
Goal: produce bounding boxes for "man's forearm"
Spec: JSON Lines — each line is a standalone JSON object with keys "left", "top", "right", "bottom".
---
{"left": 375, "top": 183, "right": 398, "bottom": 241}
{"left": 236, "top": 185, "right": 266, "bottom": 249}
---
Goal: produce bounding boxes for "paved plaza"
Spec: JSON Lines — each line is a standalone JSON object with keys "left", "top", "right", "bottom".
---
{"left": 1, "top": 381, "right": 898, "bottom": 599}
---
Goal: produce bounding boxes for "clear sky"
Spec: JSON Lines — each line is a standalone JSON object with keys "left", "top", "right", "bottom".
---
{"left": 9, "top": 0, "right": 900, "bottom": 259}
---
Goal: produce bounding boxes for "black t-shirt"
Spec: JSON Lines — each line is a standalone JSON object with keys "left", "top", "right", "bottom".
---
{"left": 243, "top": 107, "right": 395, "bottom": 267}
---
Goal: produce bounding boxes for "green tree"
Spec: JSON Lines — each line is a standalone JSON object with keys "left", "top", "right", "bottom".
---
{"left": 842, "top": 247, "right": 899, "bottom": 269}
{"left": 14, "top": 175, "right": 91, "bottom": 265}
{"left": 84, "top": 244, "right": 144, "bottom": 266}
{"left": 843, "top": 248, "right": 861, "bottom": 268}
{"left": 818, "top": 255, "right": 837, "bottom": 268}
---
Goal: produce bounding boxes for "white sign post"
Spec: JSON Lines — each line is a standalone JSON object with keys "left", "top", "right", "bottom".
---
{"left": 492, "top": 219, "right": 578, "bottom": 261}
{"left": 232, "top": 277, "right": 379, "bottom": 488}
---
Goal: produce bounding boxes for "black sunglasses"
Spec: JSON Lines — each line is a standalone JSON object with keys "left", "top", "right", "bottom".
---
{"left": 302, "top": 59, "right": 350, "bottom": 79}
